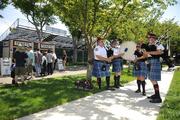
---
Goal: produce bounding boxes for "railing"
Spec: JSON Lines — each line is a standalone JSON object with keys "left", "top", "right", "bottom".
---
{"left": 0, "top": 18, "right": 68, "bottom": 41}
{"left": 0, "top": 18, "right": 19, "bottom": 41}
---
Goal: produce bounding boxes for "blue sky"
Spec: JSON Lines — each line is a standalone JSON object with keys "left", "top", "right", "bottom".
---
{"left": 160, "top": 0, "right": 180, "bottom": 22}
{"left": 0, "top": 1, "right": 180, "bottom": 35}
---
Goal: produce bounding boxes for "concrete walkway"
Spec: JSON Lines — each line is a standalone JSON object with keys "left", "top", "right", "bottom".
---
{"left": 0, "top": 66, "right": 86, "bottom": 84}
{"left": 18, "top": 69, "right": 175, "bottom": 120}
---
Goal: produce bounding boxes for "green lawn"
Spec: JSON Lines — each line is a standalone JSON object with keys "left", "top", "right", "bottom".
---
{"left": 0, "top": 69, "right": 135, "bottom": 120}
{"left": 157, "top": 70, "right": 180, "bottom": 120}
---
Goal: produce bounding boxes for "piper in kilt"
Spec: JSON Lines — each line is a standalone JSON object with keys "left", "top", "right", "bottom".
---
{"left": 143, "top": 33, "right": 164, "bottom": 103}
{"left": 110, "top": 40, "right": 124, "bottom": 88}
{"left": 133, "top": 43, "right": 147, "bottom": 95}
{"left": 92, "top": 37, "right": 112, "bottom": 90}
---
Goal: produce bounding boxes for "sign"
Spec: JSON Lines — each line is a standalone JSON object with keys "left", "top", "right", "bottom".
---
{"left": 14, "top": 41, "right": 33, "bottom": 47}
{"left": 40, "top": 44, "right": 54, "bottom": 49}
{"left": 3, "top": 41, "right": 9, "bottom": 47}
{"left": 0, "top": 58, "right": 11, "bottom": 76}
{"left": 57, "top": 59, "right": 64, "bottom": 70}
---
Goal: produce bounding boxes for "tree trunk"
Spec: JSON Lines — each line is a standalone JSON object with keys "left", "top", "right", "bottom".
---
{"left": 86, "top": 43, "right": 93, "bottom": 81}
{"left": 72, "top": 36, "right": 78, "bottom": 63}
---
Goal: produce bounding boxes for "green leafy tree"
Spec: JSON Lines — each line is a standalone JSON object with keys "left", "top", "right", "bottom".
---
{"left": 12, "top": 0, "right": 56, "bottom": 42}
{"left": 51, "top": 0, "right": 177, "bottom": 81}
{"left": 51, "top": 0, "right": 83, "bottom": 63}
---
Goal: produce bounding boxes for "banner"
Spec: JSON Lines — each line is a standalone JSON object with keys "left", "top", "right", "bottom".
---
{"left": 0, "top": 58, "right": 11, "bottom": 76}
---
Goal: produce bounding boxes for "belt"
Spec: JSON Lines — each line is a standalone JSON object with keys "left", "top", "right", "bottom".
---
{"left": 94, "top": 60, "right": 109, "bottom": 64}
{"left": 137, "top": 60, "right": 146, "bottom": 62}
{"left": 94, "top": 60, "right": 106, "bottom": 63}
{"left": 113, "top": 57, "right": 122, "bottom": 60}
{"left": 148, "top": 57, "right": 159, "bottom": 60}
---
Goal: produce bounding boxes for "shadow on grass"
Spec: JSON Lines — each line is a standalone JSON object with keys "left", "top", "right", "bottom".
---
{"left": 0, "top": 70, "right": 135, "bottom": 120}
{"left": 0, "top": 75, "right": 103, "bottom": 120}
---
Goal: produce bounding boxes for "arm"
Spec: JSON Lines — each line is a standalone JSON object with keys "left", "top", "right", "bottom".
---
{"left": 112, "top": 53, "right": 124, "bottom": 59}
{"left": 96, "top": 55, "right": 110, "bottom": 62}
{"left": 147, "top": 49, "right": 162, "bottom": 55}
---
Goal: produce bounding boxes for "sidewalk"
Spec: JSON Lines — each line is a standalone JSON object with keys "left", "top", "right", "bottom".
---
{"left": 18, "top": 69, "right": 175, "bottom": 120}
{"left": 0, "top": 66, "right": 86, "bottom": 84}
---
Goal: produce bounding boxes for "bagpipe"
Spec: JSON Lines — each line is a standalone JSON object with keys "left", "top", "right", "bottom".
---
{"left": 104, "top": 40, "right": 137, "bottom": 61}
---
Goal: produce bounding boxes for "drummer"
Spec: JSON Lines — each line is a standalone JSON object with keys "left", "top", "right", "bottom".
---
{"left": 143, "top": 33, "right": 164, "bottom": 103}
{"left": 110, "top": 40, "right": 124, "bottom": 88}
{"left": 92, "top": 37, "right": 112, "bottom": 90}
{"left": 133, "top": 43, "right": 147, "bottom": 96}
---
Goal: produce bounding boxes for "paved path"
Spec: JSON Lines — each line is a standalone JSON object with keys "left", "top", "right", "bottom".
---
{"left": 0, "top": 66, "right": 86, "bottom": 84}
{"left": 18, "top": 69, "right": 175, "bottom": 120}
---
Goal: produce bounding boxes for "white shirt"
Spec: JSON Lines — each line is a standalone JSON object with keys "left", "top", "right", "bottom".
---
{"left": 113, "top": 45, "right": 121, "bottom": 56}
{"left": 42, "top": 56, "right": 47, "bottom": 65}
{"left": 94, "top": 45, "right": 107, "bottom": 60}
{"left": 157, "top": 44, "right": 164, "bottom": 50}
{"left": 46, "top": 53, "right": 53, "bottom": 63}
{"left": 52, "top": 53, "right": 57, "bottom": 60}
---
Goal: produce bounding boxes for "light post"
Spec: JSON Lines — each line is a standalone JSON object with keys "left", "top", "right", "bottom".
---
{"left": 168, "top": 36, "right": 171, "bottom": 57}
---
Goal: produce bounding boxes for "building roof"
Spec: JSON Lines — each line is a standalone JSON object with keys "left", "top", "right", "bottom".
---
{"left": 3, "top": 27, "right": 80, "bottom": 48}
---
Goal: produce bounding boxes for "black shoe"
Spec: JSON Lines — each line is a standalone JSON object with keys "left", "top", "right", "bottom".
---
{"left": 147, "top": 94, "right": 156, "bottom": 99}
{"left": 106, "top": 87, "right": 115, "bottom": 91}
{"left": 114, "top": 85, "right": 119, "bottom": 88}
{"left": 149, "top": 98, "right": 162, "bottom": 103}
{"left": 135, "top": 89, "right": 141, "bottom": 93}
{"left": 142, "top": 92, "right": 146, "bottom": 96}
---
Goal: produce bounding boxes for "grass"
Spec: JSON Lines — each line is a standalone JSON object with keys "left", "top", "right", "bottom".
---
{"left": 157, "top": 70, "right": 180, "bottom": 120}
{"left": 0, "top": 68, "right": 135, "bottom": 120}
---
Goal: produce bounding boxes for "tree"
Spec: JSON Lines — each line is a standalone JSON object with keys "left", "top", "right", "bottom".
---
{"left": 51, "top": 0, "right": 177, "bottom": 81}
{"left": 12, "top": 0, "right": 56, "bottom": 42}
{"left": 51, "top": 0, "right": 84, "bottom": 63}
{"left": 0, "top": 0, "right": 9, "bottom": 18}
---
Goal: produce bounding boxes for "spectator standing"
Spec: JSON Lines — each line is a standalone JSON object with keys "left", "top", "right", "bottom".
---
{"left": 46, "top": 49, "right": 54, "bottom": 75}
{"left": 14, "top": 45, "right": 28, "bottom": 84}
{"left": 34, "top": 49, "right": 42, "bottom": 77}
{"left": 62, "top": 50, "right": 67, "bottom": 70}
{"left": 41, "top": 52, "right": 47, "bottom": 76}
{"left": 10, "top": 59, "right": 16, "bottom": 84}
{"left": 52, "top": 51, "right": 57, "bottom": 70}
{"left": 26, "top": 46, "right": 35, "bottom": 79}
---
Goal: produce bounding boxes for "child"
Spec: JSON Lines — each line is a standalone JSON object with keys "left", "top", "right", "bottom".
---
{"left": 10, "top": 59, "right": 16, "bottom": 84}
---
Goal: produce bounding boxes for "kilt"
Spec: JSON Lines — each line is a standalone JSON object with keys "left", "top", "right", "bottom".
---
{"left": 112, "top": 58, "right": 122, "bottom": 72}
{"left": 133, "top": 61, "right": 147, "bottom": 77}
{"left": 147, "top": 58, "right": 161, "bottom": 81}
{"left": 92, "top": 60, "right": 110, "bottom": 77}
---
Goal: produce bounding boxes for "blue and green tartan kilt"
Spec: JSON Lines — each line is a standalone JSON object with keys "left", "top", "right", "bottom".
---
{"left": 133, "top": 61, "right": 147, "bottom": 77}
{"left": 112, "top": 58, "right": 122, "bottom": 72}
{"left": 147, "top": 59, "right": 161, "bottom": 81}
{"left": 92, "top": 60, "right": 110, "bottom": 78}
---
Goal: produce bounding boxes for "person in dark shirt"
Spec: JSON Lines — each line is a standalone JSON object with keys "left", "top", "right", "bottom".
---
{"left": 143, "top": 33, "right": 164, "bottom": 103}
{"left": 133, "top": 43, "right": 147, "bottom": 96}
{"left": 10, "top": 59, "right": 16, "bottom": 84}
{"left": 14, "top": 46, "right": 28, "bottom": 84}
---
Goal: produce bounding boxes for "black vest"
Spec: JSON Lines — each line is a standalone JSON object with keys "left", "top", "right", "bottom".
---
{"left": 146, "top": 44, "right": 160, "bottom": 59}
{"left": 134, "top": 50, "right": 146, "bottom": 62}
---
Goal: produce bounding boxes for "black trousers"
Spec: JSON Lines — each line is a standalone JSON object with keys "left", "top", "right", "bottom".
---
{"left": 47, "top": 63, "right": 53, "bottom": 75}
{"left": 54, "top": 59, "right": 57, "bottom": 70}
